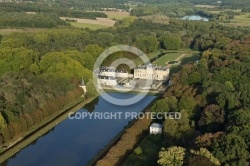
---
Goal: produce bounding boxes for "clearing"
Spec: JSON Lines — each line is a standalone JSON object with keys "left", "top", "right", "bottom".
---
{"left": 60, "top": 17, "right": 116, "bottom": 30}
{"left": 226, "top": 13, "right": 250, "bottom": 27}
{"left": 60, "top": 17, "right": 116, "bottom": 27}
{"left": 195, "top": 5, "right": 219, "bottom": 8}
{"left": 95, "top": 11, "right": 130, "bottom": 20}
{"left": 61, "top": 11, "right": 130, "bottom": 30}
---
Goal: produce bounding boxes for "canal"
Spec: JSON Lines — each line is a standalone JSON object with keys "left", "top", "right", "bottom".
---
{"left": 1, "top": 93, "right": 156, "bottom": 166}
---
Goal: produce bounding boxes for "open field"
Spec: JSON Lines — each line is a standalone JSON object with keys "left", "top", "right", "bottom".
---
{"left": 140, "top": 14, "right": 169, "bottom": 25}
{"left": 226, "top": 13, "right": 250, "bottom": 27}
{"left": 60, "top": 17, "right": 116, "bottom": 30}
{"left": 0, "top": 28, "right": 45, "bottom": 35}
{"left": 95, "top": 11, "right": 130, "bottom": 20}
{"left": 195, "top": 5, "right": 219, "bottom": 8}
{"left": 70, "top": 22, "right": 109, "bottom": 30}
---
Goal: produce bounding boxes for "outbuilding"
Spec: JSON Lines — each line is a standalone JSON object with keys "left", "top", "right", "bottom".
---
{"left": 149, "top": 123, "right": 163, "bottom": 134}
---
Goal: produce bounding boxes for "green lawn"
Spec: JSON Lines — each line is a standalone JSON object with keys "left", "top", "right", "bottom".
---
{"left": 133, "top": 50, "right": 163, "bottom": 65}
{"left": 152, "top": 53, "right": 181, "bottom": 66}
{"left": 70, "top": 22, "right": 109, "bottom": 30}
{"left": 170, "top": 53, "right": 200, "bottom": 74}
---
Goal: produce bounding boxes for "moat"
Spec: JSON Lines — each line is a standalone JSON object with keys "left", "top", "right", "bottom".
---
{"left": 0, "top": 93, "right": 156, "bottom": 166}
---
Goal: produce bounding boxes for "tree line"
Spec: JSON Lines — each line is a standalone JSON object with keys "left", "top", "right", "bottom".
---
{"left": 0, "top": 12, "right": 68, "bottom": 28}
{"left": 0, "top": 3, "right": 108, "bottom": 20}
{"left": 0, "top": 8, "right": 249, "bottom": 166}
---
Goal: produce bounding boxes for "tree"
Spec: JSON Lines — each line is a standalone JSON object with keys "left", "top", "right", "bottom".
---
{"left": 96, "top": 32, "right": 114, "bottom": 47}
{"left": 86, "top": 79, "right": 98, "bottom": 98}
{"left": 195, "top": 132, "right": 223, "bottom": 148}
{"left": 0, "top": 113, "right": 7, "bottom": 129}
{"left": 158, "top": 146, "right": 186, "bottom": 166}
{"left": 135, "top": 36, "right": 158, "bottom": 53}
{"left": 190, "top": 148, "right": 220, "bottom": 165}
{"left": 134, "top": 147, "right": 142, "bottom": 155}
{"left": 38, "top": 52, "right": 92, "bottom": 81}
{"left": 212, "top": 133, "right": 250, "bottom": 166}
{"left": 164, "top": 110, "right": 194, "bottom": 145}
{"left": 159, "top": 34, "right": 182, "bottom": 50}
{"left": 198, "top": 104, "right": 225, "bottom": 132}
{"left": 84, "top": 44, "right": 104, "bottom": 59}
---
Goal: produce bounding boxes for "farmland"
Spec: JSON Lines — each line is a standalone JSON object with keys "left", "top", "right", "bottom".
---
{"left": 227, "top": 13, "right": 250, "bottom": 27}
{"left": 61, "top": 11, "right": 130, "bottom": 30}
{"left": 96, "top": 11, "right": 130, "bottom": 20}
{"left": 69, "top": 22, "right": 109, "bottom": 30}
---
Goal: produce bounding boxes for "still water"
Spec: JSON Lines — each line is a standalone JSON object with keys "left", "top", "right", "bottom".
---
{"left": 181, "top": 15, "right": 209, "bottom": 21}
{"left": 1, "top": 93, "right": 156, "bottom": 166}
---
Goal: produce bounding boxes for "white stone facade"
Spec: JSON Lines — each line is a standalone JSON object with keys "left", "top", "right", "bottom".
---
{"left": 134, "top": 64, "right": 169, "bottom": 81}
{"left": 98, "top": 76, "right": 117, "bottom": 86}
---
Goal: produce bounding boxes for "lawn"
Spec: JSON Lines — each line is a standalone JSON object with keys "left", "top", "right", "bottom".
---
{"left": 133, "top": 50, "right": 163, "bottom": 66}
{"left": 170, "top": 52, "right": 200, "bottom": 74}
{"left": 152, "top": 53, "right": 181, "bottom": 66}
{"left": 70, "top": 22, "right": 109, "bottom": 30}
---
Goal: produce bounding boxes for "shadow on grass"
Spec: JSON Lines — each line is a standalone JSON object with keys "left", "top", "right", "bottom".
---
{"left": 170, "top": 53, "right": 200, "bottom": 75}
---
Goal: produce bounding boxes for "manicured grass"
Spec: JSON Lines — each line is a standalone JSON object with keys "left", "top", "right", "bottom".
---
{"left": 70, "top": 22, "right": 109, "bottom": 30}
{"left": 170, "top": 52, "right": 200, "bottom": 74}
{"left": 122, "top": 135, "right": 162, "bottom": 166}
{"left": 152, "top": 53, "right": 181, "bottom": 66}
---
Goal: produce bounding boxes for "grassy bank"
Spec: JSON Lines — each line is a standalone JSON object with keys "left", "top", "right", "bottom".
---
{"left": 0, "top": 95, "right": 97, "bottom": 163}
{"left": 152, "top": 52, "right": 181, "bottom": 66}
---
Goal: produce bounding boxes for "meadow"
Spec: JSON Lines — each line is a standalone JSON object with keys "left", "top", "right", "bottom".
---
{"left": 228, "top": 13, "right": 250, "bottom": 27}
{"left": 69, "top": 22, "right": 109, "bottom": 30}
{"left": 98, "top": 11, "right": 130, "bottom": 20}
{"left": 61, "top": 11, "right": 130, "bottom": 30}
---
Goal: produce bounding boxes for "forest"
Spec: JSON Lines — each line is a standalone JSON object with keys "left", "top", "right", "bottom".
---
{"left": 0, "top": 0, "right": 249, "bottom": 165}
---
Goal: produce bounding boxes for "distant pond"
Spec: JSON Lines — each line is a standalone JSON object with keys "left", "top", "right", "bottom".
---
{"left": 181, "top": 15, "right": 209, "bottom": 21}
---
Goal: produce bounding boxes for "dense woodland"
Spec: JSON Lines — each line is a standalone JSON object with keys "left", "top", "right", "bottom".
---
{"left": 0, "top": 0, "right": 249, "bottom": 165}
{"left": 96, "top": 25, "right": 250, "bottom": 165}
{"left": 0, "top": 3, "right": 108, "bottom": 28}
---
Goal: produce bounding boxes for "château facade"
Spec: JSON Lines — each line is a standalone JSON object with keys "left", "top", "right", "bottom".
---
{"left": 134, "top": 64, "right": 169, "bottom": 81}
